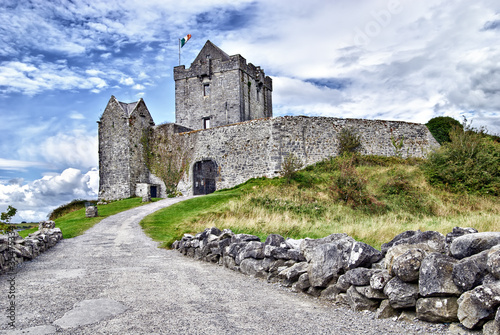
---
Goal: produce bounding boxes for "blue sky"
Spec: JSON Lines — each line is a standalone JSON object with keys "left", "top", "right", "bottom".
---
{"left": 1, "top": 0, "right": 499, "bottom": 222}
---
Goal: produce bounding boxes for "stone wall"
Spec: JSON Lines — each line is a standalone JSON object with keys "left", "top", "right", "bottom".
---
{"left": 0, "top": 221, "right": 63, "bottom": 275}
{"left": 173, "top": 116, "right": 439, "bottom": 195}
{"left": 173, "top": 227, "right": 500, "bottom": 334}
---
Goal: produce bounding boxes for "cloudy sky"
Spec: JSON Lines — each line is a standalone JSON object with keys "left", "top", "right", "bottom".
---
{"left": 1, "top": 0, "right": 499, "bottom": 222}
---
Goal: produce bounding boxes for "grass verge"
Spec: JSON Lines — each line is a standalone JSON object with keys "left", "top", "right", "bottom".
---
{"left": 19, "top": 198, "right": 160, "bottom": 239}
{"left": 141, "top": 155, "right": 500, "bottom": 250}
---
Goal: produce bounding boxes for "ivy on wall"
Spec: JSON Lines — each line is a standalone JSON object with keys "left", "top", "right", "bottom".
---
{"left": 141, "top": 125, "right": 193, "bottom": 195}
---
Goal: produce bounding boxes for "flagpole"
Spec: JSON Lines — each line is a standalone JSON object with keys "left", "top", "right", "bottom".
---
{"left": 178, "top": 38, "right": 181, "bottom": 66}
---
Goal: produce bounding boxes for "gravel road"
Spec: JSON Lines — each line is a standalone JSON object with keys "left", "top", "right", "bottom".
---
{"left": 0, "top": 197, "right": 466, "bottom": 334}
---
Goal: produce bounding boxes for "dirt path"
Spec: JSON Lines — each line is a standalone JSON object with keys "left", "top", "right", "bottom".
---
{"left": 0, "top": 197, "right": 451, "bottom": 334}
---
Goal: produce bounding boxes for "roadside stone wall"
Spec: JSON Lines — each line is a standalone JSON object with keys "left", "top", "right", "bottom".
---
{"left": 173, "top": 227, "right": 500, "bottom": 334}
{"left": 174, "top": 116, "right": 439, "bottom": 195}
{"left": 0, "top": 221, "right": 63, "bottom": 275}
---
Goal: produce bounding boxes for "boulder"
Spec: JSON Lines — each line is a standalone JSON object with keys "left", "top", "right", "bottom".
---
{"left": 269, "top": 247, "right": 305, "bottom": 261}
{"left": 355, "top": 285, "right": 386, "bottom": 300}
{"left": 85, "top": 206, "right": 98, "bottom": 218}
{"left": 292, "top": 273, "right": 311, "bottom": 292}
{"left": 381, "top": 230, "right": 446, "bottom": 255}
{"left": 320, "top": 285, "right": 342, "bottom": 301}
{"left": 230, "top": 233, "right": 260, "bottom": 244}
{"left": 334, "top": 274, "right": 351, "bottom": 292}
{"left": 343, "top": 268, "right": 382, "bottom": 287}
{"left": 419, "top": 253, "right": 461, "bottom": 297}
{"left": 453, "top": 250, "right": 490, "bottom": 292}
{"left": 239, "top": 258, "right": 266, "bottom": 278}
{"left": 346, "top": 241, "right": 383, "bottom": 269}
{"left": 235, "top": 241, "right": 264, "bottom": 264}
{"left": 392, "top": 248, "right": 426, "bottom": 282}
{"left": 346, "top": 285, "right": 380, "bottom": 312}
{"left": 383, "top": 277, "right": 419, "bottom": 309}
{"left": 446, "top": 227, "right": 478, "bottom": 244}
{"left": 285, "top": 238, "right": 303, "bottom": 250}
{"left": 483, "top": 311, "right": 500, "bottom": 335}
{"left": 450, "top": 232, "right": 500, "bottom": 259}
{"left": 370, "top": 270, "right": 392, "bottom": 290}
{"left": 488, "top": 247, "right": 500, "bottom": 280}
{"left": 264, "top": 234, "right": 285, "bottom": 247}
{"left": 278, "top": 262, "right": 308, "bottom": 282}
{"left": 385, "top": 245, "right": 433, "bottom": 276}
{"left": 457, "top": 282, "right": 500, "bottom": 329}
{"left": 375, "top": 299, "right": 400, "bottom": 319}
{"left": 300, "top": 233, "right": 351, "bottom": 262}
{"left": 306, "top": 237, "right": 354, "bottom": 287}
{"left": 38, "top": 221, "right": 56, "bottom": 230}
{"left": 416, "top": 297, "right": 459, "bottom": 322}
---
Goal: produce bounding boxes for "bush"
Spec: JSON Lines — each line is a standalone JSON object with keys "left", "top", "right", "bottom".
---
{"left": 330, "top": 154, "right": 385, "bottom": 212}
{"left": 338, "top": 127, "right": 361, "bottom": 154}
{"left": 423, "top": 120, "right": 500, "bottom": 195}
{"left": 426, "top": 116, "right": 462, "bottom": 144}
{"left": 280, "top": 153, "right": 303, "bottom": 183}
{"left": 49, "top": 199, "right": 90, "bottom": 220}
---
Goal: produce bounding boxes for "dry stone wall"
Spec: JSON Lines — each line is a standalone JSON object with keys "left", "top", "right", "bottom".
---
{"left": 173, "top": 227, "right": 500, "bottom": 333}
{"left": 0, "top": 221, "right": 63, "bottom": 275}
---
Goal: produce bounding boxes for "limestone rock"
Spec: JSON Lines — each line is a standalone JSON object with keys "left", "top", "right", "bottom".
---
{"left": 416, "top": 297, "right": 459, "bottom": 322}
{"left": 446, "top": 227, "right": 478, "bottom": 244}
{"left": 285, "top": 238, "right": 303, "bottom": 250}
{"left": 457, "top": 282, "right": 500, "bottom": 329}
{"left": 355, "top": 285, "right": 386, "bottom": 300}
{"left": 320, "top": 285, "right": 342, "bottom": 301}
{"left": 292, "top": 273, "right": 310, "bottom": 292}
{"left": 370, "top": 270, "right": 392, "bottom": 290}
{"left": 38, "top": 220, "right": 56, "bottom": 230}
{"left": 450, "top": 232, "right": 500, "bottom": 259}
{"left": 375, "top": 299, "right": 400, "bottom": 319}
{"left": 235, "top": 241, "right": 264, "bottom": 264}
{"left": 264, "top": 234, "right": 285, "bottom": 247}
{"left": 343, "top": 268, "right": 381, "bottom": 287}
{"left": 488, "top": 247, "right": 500, "bottom": 280}
{"left": 419, "top": 252, "right": 461, "bottom": 297}
{"left": 381, "top": 230, "right": 446, "bottom": 255}
{"left": 392, "top": 248, "right": 425, "bottom": 282}
{"left": 346, "top": 285, "right": 380, "bottom": 312}
{"left": 483, "top": 312, "right": 500, "bottom": 335}
{"left": 300, "top": 233, "right": 351, "bottom": 262}
{"left": 346, "top": 241, "right": 383, "bottom": 269}
{"left": 383, "top": 276, "right": 419, "bottom": 309}
{"left": 453, "top": 250, "right": 489, "bottom": 292}
{"left": 230, "top": 233, "right": 260, "bottom": 244}
{"left": 278, "top": 261, "right": 308, "bottom": 282}
{"left": 306, "top": 237, "right": 353, "bottom": 287}
{"left": 397, "top": 310, "right": 417, "bottom": 322}
{"left": 85, "top": 206, "right": 98, "bottom": 218}
{"left": 239, "top": 258, "right": 265, "bottom": 277}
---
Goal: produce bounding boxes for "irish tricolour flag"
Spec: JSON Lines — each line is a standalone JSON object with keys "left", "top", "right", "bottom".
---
{"left": 180, "top": 34, "right": 192, "bottom": 47}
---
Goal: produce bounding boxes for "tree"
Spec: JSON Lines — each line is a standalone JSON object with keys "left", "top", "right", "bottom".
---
{"left": 1, "top": 205, "right": 17, "bottom": 234}
{"left": 426, "top": 116, "right": 462, "bottom": 145}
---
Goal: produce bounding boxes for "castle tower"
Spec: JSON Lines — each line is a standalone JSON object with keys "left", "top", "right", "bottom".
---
{"left": 98, "top": 96, "right": 155, "bottom": 200}
{"left": 173, "top": 40, "right": 273, "bottom": 130}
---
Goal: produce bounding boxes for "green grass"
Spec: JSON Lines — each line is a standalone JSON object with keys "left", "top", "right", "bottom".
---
{"left": 140, "top": 155, "right": 500, "bottom": 250}
{"left": 19, "top": 198, "right": 160, "bottom": 239}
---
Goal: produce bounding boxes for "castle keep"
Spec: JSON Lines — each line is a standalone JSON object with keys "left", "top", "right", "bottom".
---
{"left": 98, "top": 41, "right": 439, "bottom": 201}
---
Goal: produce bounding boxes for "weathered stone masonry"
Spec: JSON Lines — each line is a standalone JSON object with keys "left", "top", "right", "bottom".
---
{"left": 174, "top": 115, "right": 438, "bottom": 195}
{"left": 98, "top": 40, "right": 439, "bottom": 200}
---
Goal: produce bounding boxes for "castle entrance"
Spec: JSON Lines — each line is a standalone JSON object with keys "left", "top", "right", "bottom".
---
{"left": 193, "top": 160, "right": 217, "bottom": 195}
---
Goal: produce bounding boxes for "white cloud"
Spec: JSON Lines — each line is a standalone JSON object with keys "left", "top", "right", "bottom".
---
{"left": 0, "top": 158, "right": 47, "bottom": 171}
{"left": 132, "top": 84, "right": 145, "bottom": 90}
{"left": 69, "top": 112, "right": 85, "bottom": 120}
{"left": 0, "top": 168, "right": 99, "bottom": 222}
{"left": 18, "top": 130, "right": 98, "bottom": 171}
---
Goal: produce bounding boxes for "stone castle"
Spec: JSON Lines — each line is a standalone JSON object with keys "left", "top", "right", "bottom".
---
{"left": 98, "top": 40, "right": 439, "bottom": 200}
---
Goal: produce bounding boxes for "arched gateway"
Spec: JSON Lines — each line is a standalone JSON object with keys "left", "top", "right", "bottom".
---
{"left": 193, "top": 160, "right": 217, "bottom": 195}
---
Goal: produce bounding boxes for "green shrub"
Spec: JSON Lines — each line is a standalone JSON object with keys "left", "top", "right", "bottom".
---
{"left": 423, "top": 120, "right": 500, "bottom": 195}
{"left": 426, "top": 116, "right": 462, "bottom": 144}
{"left": 49, "top": 199, "right": 90, "bottom": 220}
{"left": 280, "top": 153, "right": 303, "bottom": 183}
{"left": 330, "top": 154, "right": 385, "bottom": 212}
{"left": 338, "top": 127, "right": 361, "bottom": 154}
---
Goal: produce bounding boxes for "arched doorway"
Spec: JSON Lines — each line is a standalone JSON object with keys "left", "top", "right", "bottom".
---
{"left": 193, "top": 160, "right": 217, "bottom": 195}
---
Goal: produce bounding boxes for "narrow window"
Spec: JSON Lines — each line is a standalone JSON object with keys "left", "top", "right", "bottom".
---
{"left": 203, "top": 118, "right": 211, "bottom": 129}
{"left": 203, "top": 84, "right": 210, "bottom": 96}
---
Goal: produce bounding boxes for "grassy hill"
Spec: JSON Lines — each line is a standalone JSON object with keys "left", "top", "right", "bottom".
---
{"left": 141, "top": 154, "right": 500, "bottom": 250}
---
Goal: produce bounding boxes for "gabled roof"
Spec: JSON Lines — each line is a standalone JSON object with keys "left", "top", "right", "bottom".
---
{"left": 192, "top": 40, "right": 231, "bottom": 64}
{"left": 119, "top": 101, "right": 140, "bottom": 117}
